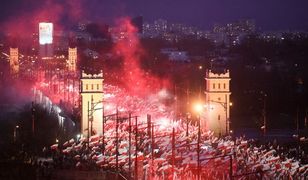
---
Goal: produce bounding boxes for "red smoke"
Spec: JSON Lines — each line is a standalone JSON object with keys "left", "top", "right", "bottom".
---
{"left": 112, "top": 18, "right": 170, "bottom": 97}
{"left": 2, "top": 0, "right": 85, "bottom": 36}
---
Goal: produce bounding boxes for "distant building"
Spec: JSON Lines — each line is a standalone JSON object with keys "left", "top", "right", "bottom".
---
{"left": 83, "top": 48, "right": 99, "bottom": 59}
{"left": 68, "top": 47, "right": 77, "bottom": 72}
{"left": 204, "top": 69, "right": 231, "bottom": 136}
{"left": 9, "top": 47, "right": 19, "bottom": 77}
{"left": 212, "top": 19, "right": 256, "bottom": 46}
{"left": 53, "top": 31, "right": 69, "bottom": 52}
{"left": 154, "top": 19, "right": 168, "bottom": 34}
{"left": 142, "top": 19, "right": 207, "bottom": 40}
{"left": 225, "top": 19, "right": 256, "bottom": 35}
{"left": 168, "top": 23, "right": 185, "bottom": 34}
{"left": 39, "top": 22, "right": 54, "bottom": 59}
{"left": 161, "top": 48, "right": 190, "bottom": 62}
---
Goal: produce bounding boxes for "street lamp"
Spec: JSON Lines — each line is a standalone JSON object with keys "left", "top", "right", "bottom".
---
{"left": 76, "top": 134, "right": 81, "bottom": 142}
{"left": 13, "top": 125, "right": 19, "bottom": 142}
{"left": 31, "top": 102, "right": 35, "bottom": 136}
{"left": 262, "top": 94, "right": 267, "bottom": 136}
{"left": 193, "top": 102, "right": 203, "bottom": 180}
{"left": 194, "top": 103, "right": 203, "bottom": 113}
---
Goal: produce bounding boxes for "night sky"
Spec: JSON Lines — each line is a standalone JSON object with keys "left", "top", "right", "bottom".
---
{"left": 1, "top": 0, "right": 308, "bottom": 31}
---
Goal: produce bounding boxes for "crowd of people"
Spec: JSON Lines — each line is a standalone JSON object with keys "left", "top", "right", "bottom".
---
{"left": 49, "top": 118, "right": 308, "bottom": 179}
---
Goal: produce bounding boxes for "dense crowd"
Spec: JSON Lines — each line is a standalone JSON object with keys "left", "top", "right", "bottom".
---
{"left": 48, "top": 118, "right": 308, "bottom": 180}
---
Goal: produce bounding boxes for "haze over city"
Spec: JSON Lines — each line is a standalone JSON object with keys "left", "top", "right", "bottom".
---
{"left": 1, "top": 0, "right": 308, "bottom": 30}
{"left": 0, "top": 0, "right": 307, "bottom": 179}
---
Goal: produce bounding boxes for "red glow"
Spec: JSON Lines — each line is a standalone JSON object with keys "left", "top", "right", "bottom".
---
{"left": 111, "top": 18, "right": 170, "bottom": 97}
{"left": 1, "top": 0, "right": 85, "bottom": 36}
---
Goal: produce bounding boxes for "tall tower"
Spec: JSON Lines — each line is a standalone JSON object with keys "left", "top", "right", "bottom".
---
{"left": 39, "top": 22, "right": 53, "bottom": 59}
{"left": 80, "top": 70, "right": 104, "bottom": 137}
{"left": 205, "top": 69, "right": 231, "bottom": 136}
{"left": 68, "top": 47, "right": 77, "bottom": 72}
{"left": 9, "top": 48, "right": 19, "bottom": 77}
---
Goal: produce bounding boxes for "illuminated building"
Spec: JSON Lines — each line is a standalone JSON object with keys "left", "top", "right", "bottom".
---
{"left": 213, "top": 19, "right": 255, "bottom": 35}
{"left": 80, "top": 71, "right": 104, "bottom": 137}
{"left": 154, "top": 19, "right": 168, "bottom": 33}
{"left": 39, "top": 22, "right": 54, "bottom": 59}
{"left": 205, "top": 69, "right": 231, "bottom": 136}
{"left": 9, "top": 48, "right": 19, "bottom": 77}
{"left": 68, "top": 47, "right": 77, "bottom": 72}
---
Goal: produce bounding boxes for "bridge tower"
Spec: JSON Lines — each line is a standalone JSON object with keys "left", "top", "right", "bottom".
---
{"left": 205, "top": 69, "right": 231, "bottom": 136}
{"left": 80, "top": 70, "right": 104, "bottom": 137}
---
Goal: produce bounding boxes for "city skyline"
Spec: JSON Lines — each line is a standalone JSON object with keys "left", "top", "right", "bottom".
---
{"left": 0, "top": 1, "right": 308, "bottom": 179}
{"left": 1, "top": 0, "right": 308, "bottom": 31}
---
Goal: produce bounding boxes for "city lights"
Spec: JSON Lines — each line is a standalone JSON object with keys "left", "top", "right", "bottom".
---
{"left": 0, "top": 1, "right": 307, "bottom": 179}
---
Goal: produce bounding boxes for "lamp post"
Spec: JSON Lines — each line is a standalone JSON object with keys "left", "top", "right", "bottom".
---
{"left": 151, "top": 122, "right": 155, "bottom": 178}
{"left": 13, "top": 125, "right": 19, "bottom": 142}
{"left": 31, "top": 101, "right": 35, "bottom": 136}
{"left": 116, "top": 109, "right": 119, "bottom": 172}
{"left": 128, "top": 113, "right": 132, "bottom": 178}
{"left": 186, "top": 113, "right": 190, "bottom": 137}
{"left": 194, "top": 103, "right": 203, "bottom": 180}
{"left": 86, "top": 99, "right": 104, "bottom": 150}
{"left": 87, "top": 101, "right": 90, "bottom": 143}
{"left": 296, "top": 107, "right": 300, "bottom": 159}
{"left": 262, "top": 94, "right": 267, "bottom": 136}
{"left": 171, "top": 126, "right": 175, "bottom": 179}
{"left": 135, "top": 116, "right": 138, "bottom": 180}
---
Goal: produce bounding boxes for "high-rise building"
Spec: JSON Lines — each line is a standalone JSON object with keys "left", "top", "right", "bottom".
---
{"left": 9, "top": 47, "right": 19, "bottom": 77}
{"left": 154, "top": 19, "right": 168, "bottom": 33}
{"left": 39, "top": 22, "right": 54, "bottom": 59}
{"left": 204, "top": 69, "right": 231, "bottom": 136}
{"left": 80, "top": 71, "right": 104, "bottom": 137}
{"left": 213, "top": 19, "right": 256, "bottom": 35}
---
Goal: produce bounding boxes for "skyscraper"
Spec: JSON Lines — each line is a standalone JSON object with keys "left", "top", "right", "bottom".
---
{"left": 39, "top": 22, "right": 54, "bottom": 59}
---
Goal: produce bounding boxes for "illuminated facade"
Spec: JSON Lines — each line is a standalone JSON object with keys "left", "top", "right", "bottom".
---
{"left": 9, "top": 48, "right": 19, "bottom": 77}
{"left": 205, "top": 69, "right": 231, "bottom": 136}
{"left": 39, "top": 22, "right": 53, "bottom": 59}
{"left": 39, "top": 23, "right": 53, "bottom": 45}
{"left": 68, "top": 47, "right": 77, "bottom": 72}
{"left": 80, "top": 71, "right": 104, "bottom": 137}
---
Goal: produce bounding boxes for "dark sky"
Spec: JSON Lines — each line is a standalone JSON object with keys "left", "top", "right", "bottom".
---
{"left": 1, "top": 0, "right": 308, "bottom": 31}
